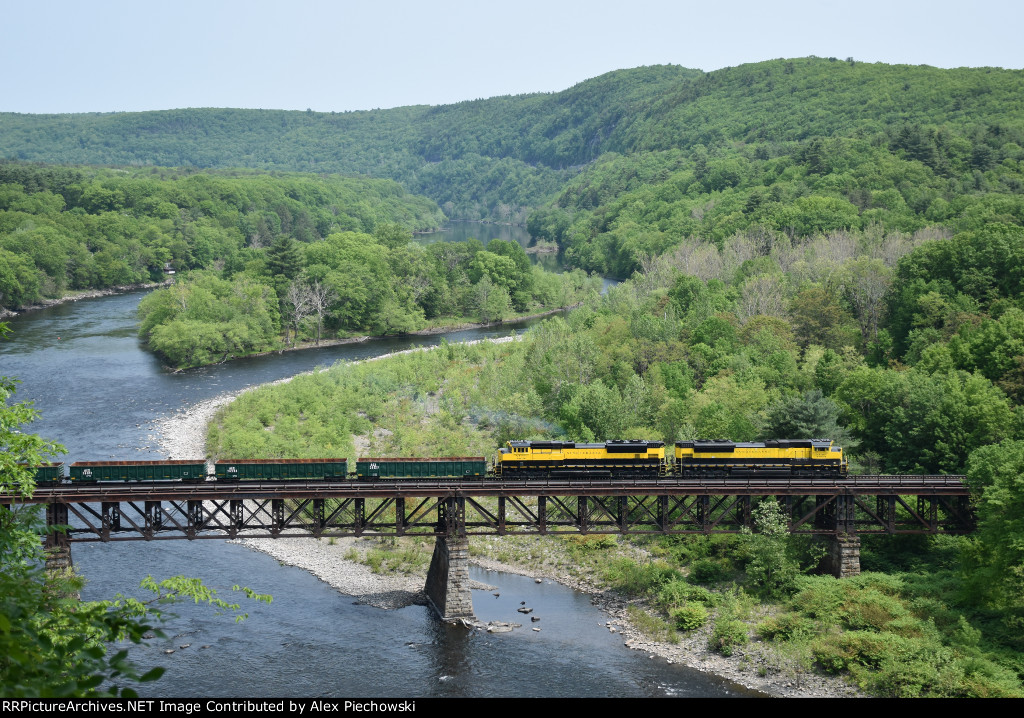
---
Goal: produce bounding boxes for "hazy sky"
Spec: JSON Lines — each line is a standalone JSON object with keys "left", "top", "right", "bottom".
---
{"left": 4, "top": 0, "right": 1022, "bottom": 114}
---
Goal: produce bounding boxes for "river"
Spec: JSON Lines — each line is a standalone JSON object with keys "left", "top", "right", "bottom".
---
{"left": 1, "top": 288, "right": 742, "bottom": 698}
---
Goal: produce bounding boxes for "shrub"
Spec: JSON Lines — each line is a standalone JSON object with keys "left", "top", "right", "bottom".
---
{"left": 885, "top": 615, "right": 937, "bottom": 640}
{"left": 868, "top": 651, "right": 1022, "bottom": 698}
{"left": 561, "top": 534, "right": 618, "bottom": 554}
{"left": 839, "top": 588, "right": 907, "bottom": 630}
{"left": 868, "top": 657, "right": 953, "bottom": 698}
{"left": 756, "top": 613, "right": 816, "bottom": 642}
{"left": 812, "top": 631, "right": 893, "bottom": 673}
{"left": 710, "top": 617, "right": 749, "bottom": 656}
{"left": 602, "top": 557, "right": 681, "bottom": 595}
{"left": 811, "top": 630, "right": 934, "bottom": 673}
{"left": 656, "top": 579, "right": 717, "bottom": 609}
{"left": 689, "top": 558, "right": 729, "bottom": 584}
{"left": 627, "top": 606, "right": 678, "bottom": 643}
{"left": 846, "top": 571, "right": 905, "bottom": 596}
{"left": 671, "top": 604, "right": 709, "bottom": 632}
{"left": 789, "top": 576, "right": 846, "bottom": 624}
{"left": 907, "top": 595, "right": 959, "bottom": 629}
{"left": 741, "top": 498, "right": 800, "bottom": 598}
{"left": 958, "top": 656, "right": 1024, "bottom": 698}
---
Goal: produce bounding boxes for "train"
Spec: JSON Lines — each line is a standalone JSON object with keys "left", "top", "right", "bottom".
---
{"left": 28, "top": 439, "right": 847, "bottom": 485}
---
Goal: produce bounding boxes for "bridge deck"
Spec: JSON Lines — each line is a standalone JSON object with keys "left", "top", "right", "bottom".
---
{"left": 15, "top": 474, "right": 969, "bottom": 503}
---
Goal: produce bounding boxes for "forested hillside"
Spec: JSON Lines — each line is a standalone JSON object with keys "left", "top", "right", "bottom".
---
{"left": 3, "top": 58, "right": 1022, "bottom": 238}
{"left": 0, "top": 162, "right": 444, "bottom": 312}
{"left": 0, "top": 65, "right": 696, "bottom": 221}
{"left": 535, "top": 59, "right": 1024, "bottom": 275}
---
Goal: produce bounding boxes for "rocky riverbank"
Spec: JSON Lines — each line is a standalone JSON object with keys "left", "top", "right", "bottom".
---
{"left": 467, "top": 551, "right": 862, "bottom": 698}
{"left": 154, "top": 336, "right": 861, "bottom": 699}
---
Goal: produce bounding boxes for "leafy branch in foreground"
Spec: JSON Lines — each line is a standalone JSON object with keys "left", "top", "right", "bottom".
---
{"left": 114, "top": 576, "right": 273, "bottom": 624}
{"left": 3, "top": 563, "right": 273, "bottom": 697}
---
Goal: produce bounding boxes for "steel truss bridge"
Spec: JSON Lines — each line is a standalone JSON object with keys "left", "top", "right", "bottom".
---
{"left": 12, "top": 475, "right": 973, "bottom": 549}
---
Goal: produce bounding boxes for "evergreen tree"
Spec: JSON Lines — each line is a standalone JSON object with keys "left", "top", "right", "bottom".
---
{"left": 266, "top": 236, "right": 302, "bottom": 281}
{"left": 760, "top": 389, "right": 851, "bottom": 445}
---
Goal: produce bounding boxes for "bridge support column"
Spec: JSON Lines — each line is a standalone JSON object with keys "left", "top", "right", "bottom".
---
{"left": 44, "top": 502, "right": 79, "bottom": 598}
{"left": 44, "top": 544, "right": 73, "bottom": 571}
{"left": 424, "top": 535, "right": 475, "bottom": 621}
{"left": 44, "top": 502, "right": 72, "bottom": 570}
{"left": 822, "top": 534, "right": 861, "bottom": 578}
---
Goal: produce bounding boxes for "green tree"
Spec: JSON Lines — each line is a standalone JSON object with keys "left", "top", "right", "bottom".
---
{"left": 841, "top": 257, "right": 891, "bottom": 345}
{"left": 789, "top": 287, "right": 855, "bottom": 350}
{"left": 373, "top": 222, "right": 412, "bottom": 250}
{"left": 473, "top": 275, "right": 511, "bottom": 324}
{"left": 0, "top": 325, "right": 150, "bottom": 695}
{"left": 0, "top": 248, "right": 42, "bottom": 310}
{"left": 138, "top": 274, "right": 281, "bottom": 369}
{"left": 965, "top": 440, "right": 1024, "bottom": 610}
{"left": 559, "top": 379, "right": 627, "bottom": 441}
{"left": 484, "top": 239, "right": 533, "bottom": 309}
{"left": 469, "top": 250, "right": 518, "bottom": 291}
{"left": 265, "top": 236, "right": 303, "bottom": 281}
{"left": 760, "top": 389, "right": 853, "bottom": 446}
{"left": 742, "top": 499, "right": 799, "bottom": 599}
{"left": 836, "top": 366, "right": 1020, "bottom": 473}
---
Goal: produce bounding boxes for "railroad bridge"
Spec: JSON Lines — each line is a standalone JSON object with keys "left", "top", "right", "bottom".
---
{"left": 15, "top": 474, "right": 972, "bottom": 621}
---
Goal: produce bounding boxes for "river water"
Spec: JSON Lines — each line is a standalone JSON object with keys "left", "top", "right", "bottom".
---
{"left": 1, "top": 288, "right": 742, "bottom": 698}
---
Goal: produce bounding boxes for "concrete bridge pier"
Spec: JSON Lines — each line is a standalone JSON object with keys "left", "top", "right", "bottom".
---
{"left": 424, "top": 535, "right": 475, "bottom": 621}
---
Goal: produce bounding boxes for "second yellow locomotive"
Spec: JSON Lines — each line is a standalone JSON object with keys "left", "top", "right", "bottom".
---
{"left": 674, "top": 439, "right": 847, "bottom": 478}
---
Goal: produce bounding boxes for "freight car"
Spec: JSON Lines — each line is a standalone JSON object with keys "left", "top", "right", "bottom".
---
{"left": 356, "top": 457, "right": 487, "bottom": 479}
{"left": 69, "top": 460, "right": 207, "bottom": 483}
{"left": 18, "top": 462, "right": 66, "bottom": 487}
{"left": 214, "top": 458, "right": 348, "bottom": 481}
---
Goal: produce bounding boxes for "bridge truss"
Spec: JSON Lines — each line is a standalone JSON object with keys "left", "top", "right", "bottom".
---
{"left": 15, "top": 475, "right": 972, "bottom": 550}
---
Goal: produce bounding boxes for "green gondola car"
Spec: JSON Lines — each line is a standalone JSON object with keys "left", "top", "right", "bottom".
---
{"left": 69, "top": 460, "right": 207, "bottom": 483}
{"left": 22, "top": 462, "right": 66, "bottom": 486}
{"left": 355, "top": 457, "right": 487, "bottom": 479}
{"left": 214, "top": 458, "right": 348, "bottom": 481}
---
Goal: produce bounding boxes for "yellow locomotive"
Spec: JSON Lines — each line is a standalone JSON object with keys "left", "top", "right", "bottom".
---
{"left": 496, "top": 440, "right": 666, "bottom": 477}
{"left": 675, "top": 439, "right": 847, "bottom": 478}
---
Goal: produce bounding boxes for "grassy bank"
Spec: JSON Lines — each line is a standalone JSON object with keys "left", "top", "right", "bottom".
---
{"left": 206, "top": 335, "right": 531, "bottom": 460}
